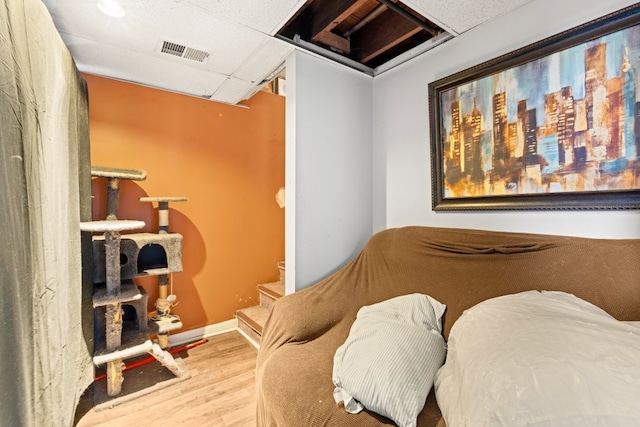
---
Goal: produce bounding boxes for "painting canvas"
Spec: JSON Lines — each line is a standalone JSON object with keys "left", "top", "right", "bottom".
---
{"left": 429, "top": 5, "right": 640, "bottom": 210}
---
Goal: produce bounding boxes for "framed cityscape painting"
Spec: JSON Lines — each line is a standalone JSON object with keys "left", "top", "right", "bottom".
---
{"left": 429, "top": 4, "right": 640, "bottom": 210}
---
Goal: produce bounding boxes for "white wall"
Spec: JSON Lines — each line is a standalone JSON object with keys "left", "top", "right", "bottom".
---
{"left": 286, "top": 50, "right": 373, "bottom": 293}
{"left": 373, "top": 0, "right": 640, "bottom": 238}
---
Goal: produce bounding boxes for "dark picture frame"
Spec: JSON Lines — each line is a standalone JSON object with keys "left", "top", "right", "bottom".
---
{"left": 429, "top": 4, "right": 640, "bottom": 211}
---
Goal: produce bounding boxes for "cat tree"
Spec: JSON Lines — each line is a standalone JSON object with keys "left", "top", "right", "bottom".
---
{"left": 81, "top": 166, "right": 189, "bottom": 404}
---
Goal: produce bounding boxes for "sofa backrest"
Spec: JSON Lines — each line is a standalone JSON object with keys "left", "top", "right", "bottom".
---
{"left": 342, "top": 226, "right": 640, "bottom": 339}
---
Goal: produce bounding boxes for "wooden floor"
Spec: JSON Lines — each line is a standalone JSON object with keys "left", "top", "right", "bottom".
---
{"left": 75, "top": 331, "right": 258, "bottom": 427}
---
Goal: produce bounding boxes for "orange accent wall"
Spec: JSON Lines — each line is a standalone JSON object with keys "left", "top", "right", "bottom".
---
{"left": 84, "top": 73, "right": 285, "bottom": 331}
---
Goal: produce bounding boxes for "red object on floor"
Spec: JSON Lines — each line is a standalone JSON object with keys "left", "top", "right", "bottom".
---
{"left": 94, "top": 338, "right": 208, "bottom": 382}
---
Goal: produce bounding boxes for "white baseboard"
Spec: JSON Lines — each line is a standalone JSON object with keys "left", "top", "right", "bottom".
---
{"left": 168, "top": 318, "right": 238, "bottom": 347}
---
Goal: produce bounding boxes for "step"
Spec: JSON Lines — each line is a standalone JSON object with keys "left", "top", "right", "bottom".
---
{"left": 236, "top": 264, "right": 286, "bottom": 346}
{"left": 278, "top": 261, "right": 285, "bottom": 284}
{"left": 258, "top": 281, "right": 285, "bottom": 310}
{"left": 236, "top": 305, "right": 270, "bottom": 345}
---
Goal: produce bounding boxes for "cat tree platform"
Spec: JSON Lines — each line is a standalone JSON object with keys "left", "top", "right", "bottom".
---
{"left": 91, "top": 166, "right": 147, "bottom": 181}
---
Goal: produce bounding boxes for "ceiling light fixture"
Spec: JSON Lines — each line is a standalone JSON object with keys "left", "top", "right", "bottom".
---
{"left": 97, "top": 0, "right": 125, "bottom": 18}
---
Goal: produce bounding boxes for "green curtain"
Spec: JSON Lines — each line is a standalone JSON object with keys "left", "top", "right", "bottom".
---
{"left": 0, "top": 0, "right": 93, "bottom": 425}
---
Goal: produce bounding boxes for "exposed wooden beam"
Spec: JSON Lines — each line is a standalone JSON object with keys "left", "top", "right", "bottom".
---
{"left": 309, "top": 0, "right": 370, "bottom": 38}
{"left": 343, "top": 4, "right": 387, "bottom": 38}
{"left": 314, "top": 31, "right": 351, "bottom": 54}
{"left": 352, "top": 8, "right": 423, "bottom": 64}
{"left": 376, "top": 0, "right": 439, "bottom": 36}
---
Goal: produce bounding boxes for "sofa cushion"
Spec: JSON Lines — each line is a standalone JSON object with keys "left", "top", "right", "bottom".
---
{"left": 332, "top": 293, "right": 447, "bottom": 427}
{"left": 435, "top": 290, "right": 640, "bottom": 426}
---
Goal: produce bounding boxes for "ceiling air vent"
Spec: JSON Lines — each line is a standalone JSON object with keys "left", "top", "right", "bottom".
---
{"left": 158, "top": 40, "right": 210, "bottom": 63}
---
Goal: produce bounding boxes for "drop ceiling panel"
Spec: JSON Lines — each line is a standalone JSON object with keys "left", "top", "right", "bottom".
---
{"left": 45, "top": 0, "right": 269, "bottom": 76}
{"left": 212, "top": 77, "right": 254, "bottom": 105}
{"left": 233, "top": 38, "right": 294, "bottom": 83}
{"left": 61, "top": 33, "right": 228, "bottom": 98}
{"left": 184, "top": 0, "right": 308, "bottom": 35}
{"left": 400, "top": 0, "right": 532, "bottom": 34}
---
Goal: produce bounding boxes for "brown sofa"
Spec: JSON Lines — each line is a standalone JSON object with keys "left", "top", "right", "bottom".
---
{"left": 256, "top": 226, "right": 640, "bottom": 426}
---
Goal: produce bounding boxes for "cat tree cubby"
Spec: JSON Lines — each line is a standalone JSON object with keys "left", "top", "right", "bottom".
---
{"left": 83, "top": 165, "right": 190, "bottom": 407}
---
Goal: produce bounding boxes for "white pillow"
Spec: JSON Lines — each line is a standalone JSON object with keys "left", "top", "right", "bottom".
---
{"left": 435, "top": 291, "right": 640, "bottom": 427}
{"left": 333, "top": 293, "right": 446, "bottom": 427}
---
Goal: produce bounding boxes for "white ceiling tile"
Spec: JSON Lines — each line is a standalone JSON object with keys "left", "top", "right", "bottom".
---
{"left": 60, "top": 33, "right": 227, "bottom": 97}
{"left": 233, "top": 38, "right": 293, "bottom": 83}
{"left": 212, "top": 77, "right": 254, "bottom": 105}
{"left": 44, "top": 0, "right": 269, "bottom": 76}
{"left": 41, "top": 0, "right": 304, "bottom": 102}
{"left": 400, "top": 0, "right": 532, "bottom": 34}
{"left": 184, "top": 0, "right": 307, "bottom": 35}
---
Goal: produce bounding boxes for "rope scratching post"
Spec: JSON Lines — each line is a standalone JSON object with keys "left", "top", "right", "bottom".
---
{"left": 139, "top": 196, "right": 188, "bottom": 349}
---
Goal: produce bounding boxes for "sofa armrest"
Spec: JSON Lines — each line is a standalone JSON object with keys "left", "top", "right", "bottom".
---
{"left": 259, "top": 279, "right": 351, "bottom": 356}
